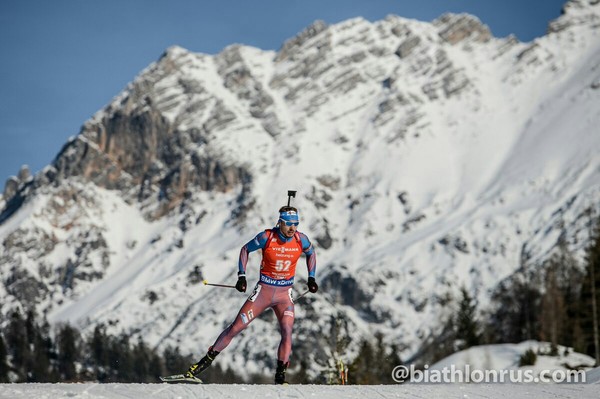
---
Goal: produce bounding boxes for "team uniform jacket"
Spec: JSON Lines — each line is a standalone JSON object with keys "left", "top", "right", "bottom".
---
{"left": 238, "top": 227, "right": 316, "bottom": 286}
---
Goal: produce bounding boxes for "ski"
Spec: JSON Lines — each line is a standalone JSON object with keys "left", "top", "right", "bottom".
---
{"left": 159, "top": 373, "right": 203, "bottom": 384}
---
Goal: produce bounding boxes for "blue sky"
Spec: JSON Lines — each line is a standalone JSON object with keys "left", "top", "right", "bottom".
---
{"left": 0, "top": 0, "right": 567, "bottom": 186}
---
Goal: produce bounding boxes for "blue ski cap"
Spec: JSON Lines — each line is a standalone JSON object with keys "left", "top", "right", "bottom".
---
{"left": 279, "top": 210, "right": 299, "bottom": 223}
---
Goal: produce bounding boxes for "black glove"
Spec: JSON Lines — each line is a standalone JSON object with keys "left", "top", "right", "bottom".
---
{"left": 236, "top": 275, "right": 247, "bottom": 293}
{"left": 307, "top": 277, "right": 318, "bottom": 293}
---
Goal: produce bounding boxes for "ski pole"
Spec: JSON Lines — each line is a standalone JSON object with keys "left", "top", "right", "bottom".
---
{"left": 296, "top": 290, "right": 310, "bottom": 300}
{"left": 203, "top": 280, "right": 236, "bottom": 289}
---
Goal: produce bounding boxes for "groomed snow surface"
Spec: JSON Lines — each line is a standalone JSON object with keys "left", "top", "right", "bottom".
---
{"left": 0, "top": 378, "right": 598, "bottom": 399}
{"left": 2, "top": 342, "right": 597, "bottom": 398}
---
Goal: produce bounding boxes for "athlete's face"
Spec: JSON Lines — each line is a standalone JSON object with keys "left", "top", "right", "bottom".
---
{"left": 279, "top": 220, "right": 298, "bottom": 237}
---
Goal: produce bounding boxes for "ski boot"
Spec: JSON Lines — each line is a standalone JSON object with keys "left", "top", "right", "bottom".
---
{"left": 274, "top": 360, "right": 289, "bottom": 385}
{"left": 185, "top": 347, "right": 220, "bottom": 378}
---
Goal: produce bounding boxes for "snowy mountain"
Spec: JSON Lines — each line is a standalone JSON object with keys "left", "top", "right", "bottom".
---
{"left": 1, "top": 0, "right": 600, "bottom": 379}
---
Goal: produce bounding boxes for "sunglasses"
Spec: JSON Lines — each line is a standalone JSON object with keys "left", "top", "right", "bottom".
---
{"left": 280, "top": 219, "right": 299, "bottom": 227}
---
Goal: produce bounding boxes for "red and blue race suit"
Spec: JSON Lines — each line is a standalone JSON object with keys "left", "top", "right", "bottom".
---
{"left": 239, "top": 228, "right": 316, "bottom": 285}
{"left": 211, "top": 227, "right": 317, "bottom": 363}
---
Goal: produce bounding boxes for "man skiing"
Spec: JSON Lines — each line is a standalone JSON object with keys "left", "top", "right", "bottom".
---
{"left": 184, "top": 202, "right": 318, "bottom": 384}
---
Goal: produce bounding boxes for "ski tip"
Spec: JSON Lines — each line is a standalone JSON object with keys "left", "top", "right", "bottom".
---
{"left": 159, "top": 374, "right": 203, "bottom": 384}
{"left": 202, "top": 279, "right": 208, "bottom": 285}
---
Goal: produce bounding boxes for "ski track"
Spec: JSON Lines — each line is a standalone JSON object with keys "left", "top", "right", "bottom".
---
{"left": 0, "top": 383, "right": 598, "bottom": 399}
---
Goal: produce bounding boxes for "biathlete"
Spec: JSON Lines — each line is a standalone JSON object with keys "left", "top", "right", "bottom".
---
{"left": 185, "top": 204, "right": 318, "bottom": 384}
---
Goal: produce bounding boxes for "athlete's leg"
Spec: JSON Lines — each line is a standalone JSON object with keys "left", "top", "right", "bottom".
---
{"left": 272, "top": 287, "right": 295, "bottom": 363}
{"left": 212, "top": 283, "right": 271, "bottom": 352}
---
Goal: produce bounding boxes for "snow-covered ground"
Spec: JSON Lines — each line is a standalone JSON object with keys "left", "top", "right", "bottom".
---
{"left": 0, "top": 380, "right": 598, "bottom": 399}
{"left": 431, "top": 341, "right": 596, "bottom": 377}
{"left": 1, "top": 361, "right": 598, "bottom": 399}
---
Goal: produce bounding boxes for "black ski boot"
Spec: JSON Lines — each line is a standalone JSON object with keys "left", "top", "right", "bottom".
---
{"left": 186, "top": 347, "right": 220, "bottom": 378}
{"left": 274, "top": 360, "right": 289, "bottom": 385}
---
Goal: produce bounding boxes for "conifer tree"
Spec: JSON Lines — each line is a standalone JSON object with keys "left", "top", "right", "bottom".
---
{"left": 147, "top": 350, "right": 164, "bottom": 382}
{"left": 29, "top": 322, "right": 53, "bottom": 382}
{"left": 56, "top": 323, "right": 80, "bottom": 381}
{"left": 349, "top": 339, "right": 376, "bottom": 384}
{"left": 545, "top": 241, "right": 584, "bottom": 350}
{"left": 25, "top": 310, "right": 37, "bottom": 347}
{"left": 132, "top": 337, "right": 159, "bottom": 382}
{"left": 455, "top": 286, "right": 481, "bottom": 350}
{"left": 89, "top": 324, "right": 109, "bottom": 381}
{"left": 5, "top": 310, "right": 29, "bottom": 380}
{"left": 486, "top": 267, "right": 542, "bottom": 344}
{"left": 19, "top": 309, "right": 50, "bottom": 381}
{"left": 162, "top": 346, "right": 189, "bottom": 376}
{"left": 581, "top": 217, "right": 600, "bottom": 364}
{"left": 349, "top": 334, "right": 403, "bottom": 384}
{"left": 107, "top": 333, "right": 133, "bottom": 382}
{"left": 539, "top": 265, "right": 565, "bottom": 355}
{"left": 291, "top": 359, "right": 311, "bottom": 384}
{"left": 374, "top": 334, "right": 403, "bottom": 384}
{"left": 0, "top": 334, "right": 10, "bottom": 383}
{"left": 537, "top": 244, "right": 582, "bottom": 352}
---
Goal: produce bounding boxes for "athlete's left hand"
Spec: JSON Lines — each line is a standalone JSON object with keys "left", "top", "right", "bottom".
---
{"left": 307, "top": 277, "right": 318, "bottom": 293}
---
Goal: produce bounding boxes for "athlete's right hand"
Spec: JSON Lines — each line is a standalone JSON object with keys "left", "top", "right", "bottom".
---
{"left": 235, "top": 275, "right": 247, "bottom": 292}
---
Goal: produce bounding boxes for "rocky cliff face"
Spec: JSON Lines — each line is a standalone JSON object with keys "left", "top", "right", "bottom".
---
{"left": 1, "top": 0, "right": 600, "bottom": 378}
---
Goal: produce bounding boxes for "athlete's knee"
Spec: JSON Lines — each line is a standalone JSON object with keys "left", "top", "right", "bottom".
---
{"left": 279, "top": 318, "right": 294, "bottom": 338}
{"left": 230, "top": 318, "right": 250, "bottom": 335}
{"left": 280, "top": 323, "right": 291, "bottom": 335}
